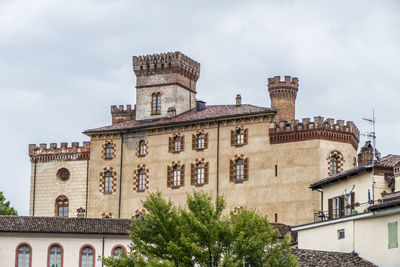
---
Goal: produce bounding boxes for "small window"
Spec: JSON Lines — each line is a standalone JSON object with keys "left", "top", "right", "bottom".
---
{"left": 105, "top": 143, "right": 114, "bottom": 159}
{"left": 173, "top": 165, "right": 181, "bottom": 187}
{"left": 138, "top": 169, "right": 146, "bottom": 191}
{"left": 17, "top": 244, "right": 31, "bottom": 267}
{"left": 330, "top": 155, "right": 338, "bottom": 176}
{"left": 275, "top": 165, "right": 278, "bottom": 177}
{"left": 174, "top": 136, "right": 181, "bottom": 152}
{"left": 49, "top": 245, "right": 62, "bottom": 267}
{"left": 388, "top": 221, "right": 398, "bottom": 249}
{"left": 112, "top": 246, "right": 124, "bottom": 259}
{"left": 338, "top": 229, "right": 345, "bottom": 239}
{"left": 236, "top": 159, "right": 244, "bottom": 182}
{"left": 81, "top": 246, "right": 94, "bottom": 267}
{"left": 197, "top": 162, "right": 205, "bottom": 185}
{"left": 57, "top": 168, "right": 70, "bottom": 182}
{"left": 236, "top": 129, "right": 244, "bottom": 145}
{"left": 55, "top": 196, "right": 68, "bottom": 217}
{"left": 197, "top": 133, "right": 205, "bottom": 149}
{"left": 151, "top": 92, "right": 161, "bottom": 115}
{"left": 104, "top": 171, "right": 113, "bottom": 193}
{"left": 139, "top": 140, "right": 146, "bottom": 156}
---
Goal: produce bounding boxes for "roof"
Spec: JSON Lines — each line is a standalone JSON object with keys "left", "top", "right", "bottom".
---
{"left": 292, "top": 249, "right": 377, "bottom": 266}
{"left": 374, "top": 154, "right": 400, "bottom": 168}
{"left": 310, "top": 165, "right": 373, "bottom": 190}
{"left": 0, "top": 216, "right": 131, "bottom": 235}
{"left": 84, "top": 104, "right": 275, "bottom": 134}
{"left": 270, "top": 223, "right": 292, "bottom": 238}
{"left": 369, "top": 198, "right": 400, "bottom": 212}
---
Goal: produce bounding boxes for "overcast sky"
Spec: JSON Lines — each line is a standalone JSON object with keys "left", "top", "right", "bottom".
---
{"left": 1, "top": 0, "right": 399, "bottom": 215}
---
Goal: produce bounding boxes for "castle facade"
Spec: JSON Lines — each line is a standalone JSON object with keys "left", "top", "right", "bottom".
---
{"left": 29, "top": 52, "right": 359, "bottom": 225}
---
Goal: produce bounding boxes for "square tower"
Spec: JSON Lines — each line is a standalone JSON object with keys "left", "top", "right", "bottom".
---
{"left": 133, "top": 52, "right": 200, "bottom": 121}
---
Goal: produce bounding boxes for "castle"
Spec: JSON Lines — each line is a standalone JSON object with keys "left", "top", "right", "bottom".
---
{"left": 28, "top": 51, "right": 360, "bottom": 225}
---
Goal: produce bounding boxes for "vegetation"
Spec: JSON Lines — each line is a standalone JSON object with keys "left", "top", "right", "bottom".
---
{"left": 0, "top": 191, "right": 17, "bottom": 215}
{"left": 101, "top": 192, "right": 297, "bottom": 267}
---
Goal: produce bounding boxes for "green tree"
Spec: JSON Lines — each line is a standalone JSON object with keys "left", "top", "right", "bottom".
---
{"left": 0, "top": 191, "right": 17, "bottom": 215}
{"left": 101, "top": 192, "right": 297, "bottom": 267}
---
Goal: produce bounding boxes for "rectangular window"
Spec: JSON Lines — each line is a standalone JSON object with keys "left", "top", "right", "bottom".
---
{"left": 388, "top": 221, "right": 398, "bottom": 249}
{"left": 334, "top": 197, "right": 340, "bottom": 218}
{"left": 274, "top": 213, "right": 278, "bottom": 223}
{"left": 338, "top": 229, "right": 345, "bottom": 239}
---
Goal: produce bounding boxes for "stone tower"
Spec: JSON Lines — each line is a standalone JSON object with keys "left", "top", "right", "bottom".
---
{"left": 268, "top": 76, "right": 298, "bottom": 122}
{"left": 133, "top": 52, "right": 200, "bottom": 121}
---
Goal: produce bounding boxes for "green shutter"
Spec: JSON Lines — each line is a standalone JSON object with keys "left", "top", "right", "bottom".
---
{"left": 388, "top": 221, "right": 398, "bottom": 249}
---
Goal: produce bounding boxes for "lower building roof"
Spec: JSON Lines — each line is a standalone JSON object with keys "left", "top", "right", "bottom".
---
{"left": 292, "top": 249, "right": 377, "bottom": 266}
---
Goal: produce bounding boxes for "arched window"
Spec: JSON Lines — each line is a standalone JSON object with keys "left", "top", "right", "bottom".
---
{"left": 151, "top": 92, "right": 161, "bottom": 115}
{"left": 236, "top": 159, "right": 244, "bottom": 182}
{"left": 138, "top": 169, "right": 146, "bottom": 191}
{"left": 112, "top": 246, "right": 126, "bottom": 259}
{"left": 104, "top": 171, "right": 113, "bottom": 193}
{"left": 48, "top": 244, "right": 62, "bottom": 267}
{"left": 197, "top": 133, "right": 205, "bottom": 149}
{"left": 55, "top": 196, "right": 68, "bottom": 217}
{"left": 16, "top": 243, "right": 31, "bottom": 267}
{"left": 80, "top": 246, "right": 94, "bottom": 267}
{"left": 197, "top": 162, "right": 205, "bottom": 185}
{"left": 139, "top": 140, "right": 146, "bottom": 156}
{"left": 330, "top": 155, "right": 339, "bottom": 176}
{"left": 105, "top": 143, "right": 114, "bottom": 159}
{"left": 236, "top": 129, "right": 244, "bottom": 145}
{"left": 174, "top": 136, "right": 181, "bottom": 152}
{"left": 173, "top": 165, "right": 181, "bottom": 187}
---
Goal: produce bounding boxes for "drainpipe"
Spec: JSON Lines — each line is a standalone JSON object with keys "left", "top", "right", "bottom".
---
{"left": 85, "top": 159, "right": 89, "bottom": 217}
{"left": 217, "top": 121, "right": 220, "bottom": 195}
{"left": 118, "top": 134, "right": 124, "bottom": 218}
{"left": 102, "top": 235, "right": 105, "bottom": 267}
{"left": 32, "top": 159, "right": 37, "bottom": 216}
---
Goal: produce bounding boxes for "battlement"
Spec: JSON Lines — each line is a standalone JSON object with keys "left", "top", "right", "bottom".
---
{"left": 268, "top": 76, "right": 299, "bottom": 90}
{"left": 111, "top": 104, "right": 136, "bottom": 124}
{"left": 133, "top": 51, "right": 200, "bottom": 82}
{"left": 29, "top": 142, "right": 90, "bottom": 163}
{"left": 269, "top": 117, "right": 359, "bottom": 150}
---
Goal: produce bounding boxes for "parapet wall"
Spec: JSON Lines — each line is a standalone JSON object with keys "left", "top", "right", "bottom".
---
{"left": 29, "top": 142, "right": 90, "bottom": 163}
{"left": 111, "top": 104, "right": 136, "bottom": 124}
{"left": 268, "top": 76, "right": 299, "bottom": 90}
{"left": 269, "top": 117, "right": 359, "bottom": 150}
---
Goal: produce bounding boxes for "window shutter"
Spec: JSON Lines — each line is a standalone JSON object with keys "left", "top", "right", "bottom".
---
{"left": 339, "top": 196, "right": 345, "bottom": 217}
{"left": 204, "top": 162, "right": 209, "bottom": 184}
{"left": 388, "top": 221, "right": 398, "bottom": 249}
{"left": 167, "top": 166, "right": 172, "bottom": 188}
{"left": 181, "top": 136, "right": 185, "bottom": 151}
{"left": 180, "top": 164, "right": 185, "bottom": 186}
{"left": 192, "top": 135, "right": 197, "bottom": 150}
{"left": 244, "top": 158, "right": 249, "bottom": 181}
{"left": 230, "top": 160, "right": 235, "bottom": 182}
{"left": 204, "top": 133, "right": 209, "bottom": 149}
{"left": 351, "top": 192, "right": 355, "bottom": 209}
{"left": 244, "top": 129, "right": 248, "bottom": 145}
{"left": 168, "top": 137, "right": 173, "bottom": 153}
{"left": 328, "top": 198, "right": 333, "bottom": 219}
{"left": 191, "top": 163, "right": 196, "bottom": 185}
{"left": 231, "top": 130, "right": 235, "bottom": 146}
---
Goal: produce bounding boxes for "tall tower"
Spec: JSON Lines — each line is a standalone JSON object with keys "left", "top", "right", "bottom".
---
{"left": 133, "top": 52, "right": 200, "bottom": 121}
{"left": 268, "top": 76, "right": 298, "bottom": 122}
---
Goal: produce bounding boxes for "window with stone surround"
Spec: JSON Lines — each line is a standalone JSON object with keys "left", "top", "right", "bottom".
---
{"left": 16, "top": 243, "right": 32, "bottom": 267}
{"left": 48, "top": 243, "right": 63, "bottom": 267}
{"left": 192, "top": 131, "right": 208, "bottom": 150}
{"left": 102, "top": 141, "right": 116, "bottom": 160}
{"left": 133, "top": 166, "right": 149, "bottom": 192}
{"left": 104, "top": 171, "right": 113, "bottom": 193}
{"left": 327, "top": 151, "right": 344, "bottom": 176}
{"left": 168, "top": 133, "right": 184, "bottom": 153}
{"left": 231, "top": 126, "right": 248, "bottom": 147}
{"left": 230, "top": 155, "right": 249, "bottom": 183}
{"left": 191, "top": 160, "right": 209, "bottom": 186}
{"left": 111, "top": 245, "right": 127, "bottom": 259}
{"left": 55, "top": 195, "right": 68, "bottom": 217}
{"left": 151, "top": 92, "right": 161, "bottom": 115}
{"left": 99, "top": 168, "right": 117, "bottom": 194}
{"left": 138, "top": 140, "right": 147, "bottom": 157}
{"left": 56, "top": 168, "right": 70, "bottom": 182}
{"left": 80, "top": 245, "right": 95, "bottom": 267}
{"left": 167, "top": 162, "right": 185, "bottom": 188}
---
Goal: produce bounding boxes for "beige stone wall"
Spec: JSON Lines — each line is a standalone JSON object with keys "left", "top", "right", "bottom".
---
{"left": 29, "top": 160, "right": 88, "bottom": 217}
{"left": 87, "top": 118, "right": 357, "bottom": 225}
{"left": 135, "top": 84, "right": 196, "bottom": 121}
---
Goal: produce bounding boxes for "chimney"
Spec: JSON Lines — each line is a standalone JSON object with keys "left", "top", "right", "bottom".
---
{"left": 77, "top": 207, "right": 86, "bottom": 218}
{"left": 357, "top": 141, "right": 374, "bottom": 166}
{"left": 167, "top": 107, "right": 176, "bottom": 118}
{"left": 236, "top": 94, "right": 242, "bottom": 106}
{"left": 196, "top": 100, "right": 206, "bottom": 111}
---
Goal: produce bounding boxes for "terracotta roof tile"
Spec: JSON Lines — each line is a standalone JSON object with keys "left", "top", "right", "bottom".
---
{"left": 0, "top": 216, "right": 131, "bottom": 235}
{"left": 85, "top": 104, "right": 275, "bottom": 133}
{"left": 292, "top": 249, "right": 377, "bottom": 266}
{"left": 374, "top": 154, "right": 400, "bottom": 168}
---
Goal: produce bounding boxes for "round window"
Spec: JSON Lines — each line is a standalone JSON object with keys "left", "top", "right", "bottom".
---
{"left": 57, "top": 168, "right": 70, "bottom": 181}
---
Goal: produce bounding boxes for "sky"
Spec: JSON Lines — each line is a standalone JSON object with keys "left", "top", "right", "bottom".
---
{"left": 1, "top": 0, "right": 399, "bottom": 215}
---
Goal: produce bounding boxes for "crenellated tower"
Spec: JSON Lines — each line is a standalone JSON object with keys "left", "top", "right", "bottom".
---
{"left": 133, "top": 52, "right": 200, "bottom": 121}
{"left": 268, "top": 76, "right": 299, "bottom": 122}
